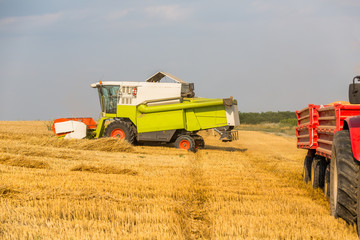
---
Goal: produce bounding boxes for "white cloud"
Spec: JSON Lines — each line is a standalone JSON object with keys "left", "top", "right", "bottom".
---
{"left": 334, "top": 0, "right": 360, "bottom": 7}
{"left": 145, "top": 5, "right": 191, "bottom": 21}
{"left": 105, "top": 10, "right": 130, "bottom": 21}
{"left": 0, "top": 12, "right": 63, "bottom": 28}
{"left": 250, "top": 0, "right": 316, "bottom": 17}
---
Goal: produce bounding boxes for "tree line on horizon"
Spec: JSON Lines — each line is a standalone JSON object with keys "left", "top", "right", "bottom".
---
{"left": 238, "top": 111, "right": 297, "bottom": 126}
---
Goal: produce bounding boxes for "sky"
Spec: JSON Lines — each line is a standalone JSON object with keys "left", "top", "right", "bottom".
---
{"left": 1, "top": 0, "right": 360, "bottom": 120}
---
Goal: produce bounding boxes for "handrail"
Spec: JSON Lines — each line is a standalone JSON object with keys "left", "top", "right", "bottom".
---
{"left": 139, "top": 97, "right": 182, "bottom": 105}
{"left": 138, "top": 99, "right": 224, "bottom": 113}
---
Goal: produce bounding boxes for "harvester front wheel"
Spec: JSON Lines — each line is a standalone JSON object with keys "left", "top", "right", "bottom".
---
{"left": 104, "top": 120, "right": 136, "bottom": 144}
{"left": 175, "top": 135, "right": 195, "bottom": 151}
{"left": 330, "top": 130, "right": 359, "bottom": 224}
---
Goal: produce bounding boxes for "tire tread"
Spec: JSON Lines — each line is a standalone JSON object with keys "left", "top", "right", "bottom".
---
{"left": 330, "top": 130, "right": 359, "bottom": 224}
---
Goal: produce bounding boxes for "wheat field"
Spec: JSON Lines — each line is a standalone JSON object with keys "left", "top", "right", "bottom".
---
{"left": 0, "top": 121, "right": 358, "bottom": 239}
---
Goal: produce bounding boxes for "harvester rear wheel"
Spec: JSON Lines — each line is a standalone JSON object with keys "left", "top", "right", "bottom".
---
{"left": 175, "top": 135, "right": 195, "bottom": 151}
{"left": 303, "top": 156, "right": 312, "bottom": 183}
{"left": 104, "top": 120, "right": 136, "bottom": 144}
{"left": 193, "top": 134, "right": 205, "bottom": 149}
{"left": 311, "top": 157, "right": 325, "bottom": 188}
{"left": 330, "top": 130, "right": 359, "bottom": 224}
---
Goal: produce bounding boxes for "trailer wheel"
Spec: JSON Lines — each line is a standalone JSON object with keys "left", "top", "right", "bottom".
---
{"left": 330, "top": 130, "right": 359, "bottom": 224}
{"left": 104, "top": 120, "right": 136, "bottom": 144}
{"left": 175, "top": 135, "right": 195, "bottom": 151}
{"left": 303, "top": 156, "right": 312, "bottom": 183}
{"left": 311, "top": 157, "right": 325, "bottom": 188}
{"left": 324, "top": 163, "right": 330, "bottom": 199}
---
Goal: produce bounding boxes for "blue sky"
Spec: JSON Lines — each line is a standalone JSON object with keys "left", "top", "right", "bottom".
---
{"left": 1, "top": 0, "right": 360, "bottom": 120}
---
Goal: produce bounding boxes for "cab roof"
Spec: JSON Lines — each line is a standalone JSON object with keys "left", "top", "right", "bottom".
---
{"left": 90, "top": 72, "right": 188, "bottom": 88}
{"left": 146, "top": 72, "right": 187, "bottom": 84}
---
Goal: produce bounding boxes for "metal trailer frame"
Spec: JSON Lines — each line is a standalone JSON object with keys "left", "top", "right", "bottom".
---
{"left": 317, "top": 104, "right": 360, "bottom": 158}
{"left": 296, "top": 103, "right": 360, "bottom": 160}
{"left": 296, "top": 104, "right": 321, "bottom": 149}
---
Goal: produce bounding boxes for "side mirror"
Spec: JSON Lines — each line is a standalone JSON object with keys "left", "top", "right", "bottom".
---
{"left": 349, "top": 76, "right": 360, "bottom": 104}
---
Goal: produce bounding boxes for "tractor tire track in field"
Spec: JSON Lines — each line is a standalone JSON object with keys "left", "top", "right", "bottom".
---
{"left": 174, "top": 152, "right": 212, "bottom": 240}
{"left": 243, "top": 151, "right": 330, "bottom": 208}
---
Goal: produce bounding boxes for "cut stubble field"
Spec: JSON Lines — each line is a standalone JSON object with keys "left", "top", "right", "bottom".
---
{"left": 0, "top": 121, "right": 358, "bottom": 239}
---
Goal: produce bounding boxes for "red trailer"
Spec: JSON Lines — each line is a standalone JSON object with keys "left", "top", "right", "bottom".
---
{"left": 296, "top": 76, "right": 360, "bottom": 235}
{"left": 296, "top": 104, "right": 320, "bottom": 149}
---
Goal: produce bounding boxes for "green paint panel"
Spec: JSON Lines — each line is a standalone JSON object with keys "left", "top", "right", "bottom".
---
{"left": 96, "top": 97, "right": 230, "bottom": 137}
{"left": 116, "top": 105, "right": 137, "bottom": 125}
{"left": 193, "top": 106, "right": 228, "bottom": 129}
{"left": 95, "top": 117, "right": 109, "bottom": 138}
{"left": 137, "top": 110, "right": 185, "bottom": 133}
{"left": 185, "top": 109, "right": 201, "bottom": 131}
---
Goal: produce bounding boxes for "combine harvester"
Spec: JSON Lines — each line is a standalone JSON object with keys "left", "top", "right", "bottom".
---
{"left": 296, "top": 76, "right": 360, "bottom": 234}
{"left": 52, "top": 72, "right": 240, "bottom": 151}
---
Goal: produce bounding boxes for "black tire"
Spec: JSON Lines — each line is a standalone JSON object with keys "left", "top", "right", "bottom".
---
{"left": 324, "top": 163, "right": 330, "bottom": 199}
{"left": 330, "top": 130, "right": 359, "bottom": 224}
{"left": 174, "top": 135, "right": 196, "bottom": 151}
{"left": 104, "top": 120, "right": 136, "bottom": 144}
{"left": 303, "top": 156, "right": 313, "bottom": 183}
{"left": 198, "top": 139, "right": 205, "bottom": 149}
{"left": 193, "top": 134, "right": 205, "bottom": 149}
{"left": 311, "top": 157, "right": 326, "bottom": 188}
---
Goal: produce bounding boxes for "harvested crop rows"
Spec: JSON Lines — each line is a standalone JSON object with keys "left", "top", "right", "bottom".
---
{"left": 0, "top": 121, "right": 358, "bottom": 239}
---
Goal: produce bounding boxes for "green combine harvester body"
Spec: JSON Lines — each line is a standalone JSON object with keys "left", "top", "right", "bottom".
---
{"left": 53, "top": 72, "right": 240, "bottom": 150}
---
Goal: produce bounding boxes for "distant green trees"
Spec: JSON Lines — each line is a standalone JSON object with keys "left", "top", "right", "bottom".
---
{"left": 238, "top": 111, "right": 297, "bottom": 126}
